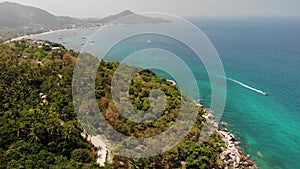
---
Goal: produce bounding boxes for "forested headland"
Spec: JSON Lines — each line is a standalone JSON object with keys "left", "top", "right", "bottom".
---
{"left": 0, "top": 39, "right": 226, "bottom": 168}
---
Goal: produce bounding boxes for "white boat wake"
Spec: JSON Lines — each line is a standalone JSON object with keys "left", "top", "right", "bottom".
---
{"left": 227, "top": 78, "right": 268, "bottom": 96}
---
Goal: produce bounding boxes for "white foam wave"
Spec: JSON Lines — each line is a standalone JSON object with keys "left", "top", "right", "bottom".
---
{"left": 227, "top": 78, "right": 268, "bottom": 96}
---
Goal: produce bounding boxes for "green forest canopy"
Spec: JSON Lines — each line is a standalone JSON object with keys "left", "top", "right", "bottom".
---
{"left": 0, "top": 39, "right": 225, "bottom": 169}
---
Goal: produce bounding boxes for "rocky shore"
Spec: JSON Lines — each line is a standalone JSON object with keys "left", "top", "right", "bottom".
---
{"left": 202, "top": 108, "right": 258, "bottom": 169}
{"left": 218, "top": 129, "right": 258, "bottom": 169}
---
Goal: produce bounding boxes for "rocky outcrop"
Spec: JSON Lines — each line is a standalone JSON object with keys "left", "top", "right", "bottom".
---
{"left": 202, "top": 110, "right": 258, "bottom": 169}
{"left": 219, "top": 129, "right": 257, "bottom": 169}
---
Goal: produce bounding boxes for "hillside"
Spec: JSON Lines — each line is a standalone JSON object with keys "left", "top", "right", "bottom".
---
{"left": 0, "top": 2, "right": 81, "bottom": 42}
{"left": 0, "top": 2, "right": 78, "bottom": 29}
{"left": 0, "top": 2, "right": 169, "bottom": 42}
{"left": 0, "top": 39, "right": 230, "bottom": 168}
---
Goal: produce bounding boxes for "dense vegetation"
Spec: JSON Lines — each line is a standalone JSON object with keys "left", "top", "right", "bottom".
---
{"left": 0, "top": 39, "right": 226, "bottom": 168}
{"left": 0, "top": 40, "right": 100, "bottom": 168}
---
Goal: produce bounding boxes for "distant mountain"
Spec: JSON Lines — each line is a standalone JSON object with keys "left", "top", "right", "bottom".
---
{"left": 100, "top": 10, "right": 169, "bottom": 24}
{"left": 0, "top": 2, "right": 79, "bottom": 29}
{"left": 0, "top": 2, "right": 169, "bottom": 42}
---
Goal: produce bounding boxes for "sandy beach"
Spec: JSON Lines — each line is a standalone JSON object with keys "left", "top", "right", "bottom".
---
{"left": 4, "top": 28, "right": 71, "bottom": 43}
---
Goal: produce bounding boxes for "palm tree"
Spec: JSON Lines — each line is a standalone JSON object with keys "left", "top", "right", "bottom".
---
{"left": 28, "top": 123, "right": 41, "bottom": 143}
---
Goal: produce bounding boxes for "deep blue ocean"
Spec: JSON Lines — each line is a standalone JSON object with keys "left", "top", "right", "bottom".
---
{"left": 31, "top": 17, "right": 300, "bottom": 169}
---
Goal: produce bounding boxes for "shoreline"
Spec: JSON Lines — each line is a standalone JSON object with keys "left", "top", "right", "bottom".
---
{"left": 3, "top": 36, "right": 258, "bottom": 168}
{"left": 2, "top": 23, "right": 145, "bottom": 44}
{"left": 167, "top": 79, "right": 258, "bottom": 168}
{"left": 3, "top": 26, "right": 102, "bottom": 44}
{"left": 4, "top": 29, "right": 67, "bottom": 43}
{"left": 86, "top": 102, "right": 259, "bottom": 168}
{"left": 202, "top": 108, "right": 258, "bottom": 169}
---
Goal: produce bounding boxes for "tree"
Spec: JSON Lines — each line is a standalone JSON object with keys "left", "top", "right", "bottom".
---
{"left": 71, "top": 149, "right": 93, "bottom": 163}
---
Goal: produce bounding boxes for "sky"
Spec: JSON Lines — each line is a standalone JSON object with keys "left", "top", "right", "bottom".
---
{"left": 1, "top": 0, "right": 300, "bottom": 18}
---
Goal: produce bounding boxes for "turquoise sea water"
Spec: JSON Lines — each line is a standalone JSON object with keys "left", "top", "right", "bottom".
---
{"left": 31, "top": 17, "right": 300, "bottom": 169}
{"left": 196, "top": 18, "right": 300, "bottom": 169}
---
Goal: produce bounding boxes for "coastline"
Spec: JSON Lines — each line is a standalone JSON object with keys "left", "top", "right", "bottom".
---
{"left": 85, "top": 100, "right": 259, "bottom": 168}
{"left": 202, "top": 108, "right": 258, "bottom": 169}
{"left": 154, "top": 79, "right": 258, "bottom": 168}
{"left": 83, "top": 78, "right": 258, "bottom": 168}
{"left": 2, "top": 35, "right": 258, "bottom": 168}
{"left": 2, "top": 19, "right": 298, "bottom": 169}
{"left": 4, "top": 29, "right": 66, "bottom": 43}
{"left": 3, "top": 26, "right": 100, "bottom": 44}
